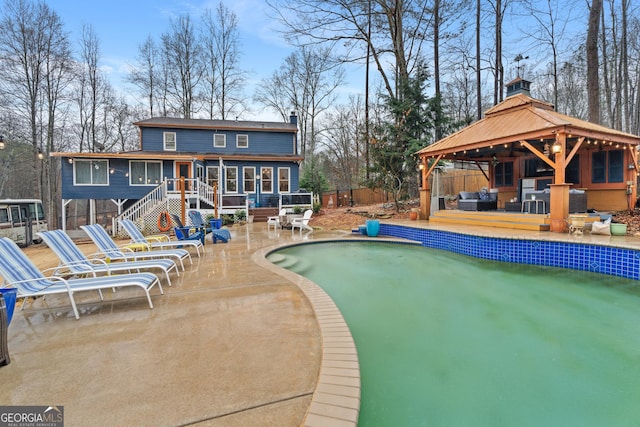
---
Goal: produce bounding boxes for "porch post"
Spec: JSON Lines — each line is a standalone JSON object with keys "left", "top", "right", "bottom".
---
{"left": 549, "top": 133, "right": 569, "bottom": 232}
{"left": 420, "top": 188, "right": 431, "bottom": 219}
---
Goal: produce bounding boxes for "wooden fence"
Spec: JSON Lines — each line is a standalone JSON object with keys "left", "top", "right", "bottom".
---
{"left": 321, "top": 169, "right": 488, "bottom": 208}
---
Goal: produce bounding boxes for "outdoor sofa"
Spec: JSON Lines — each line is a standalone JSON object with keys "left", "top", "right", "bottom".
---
{"left": 457, "top": 191, "right": 498, "bottom": 211}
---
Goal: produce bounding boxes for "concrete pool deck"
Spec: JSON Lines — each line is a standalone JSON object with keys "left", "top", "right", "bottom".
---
{"left": 2, "top": 220, "right": 639, "bottom": 426}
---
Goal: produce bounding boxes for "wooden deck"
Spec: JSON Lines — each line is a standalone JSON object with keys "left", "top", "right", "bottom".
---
{"left": 429, "top": 209, "right": 552, "bottom": 231}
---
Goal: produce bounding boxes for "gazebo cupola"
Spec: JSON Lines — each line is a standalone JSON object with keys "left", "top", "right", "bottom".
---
{"left": 506, "top": 77, "right": 531, "bottom": 97}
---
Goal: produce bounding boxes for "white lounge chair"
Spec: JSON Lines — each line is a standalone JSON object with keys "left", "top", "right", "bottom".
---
{"left": 119, "top": 219, "right": 203, "bottom": 257}
{"left": 80, "top": 224, "right": 191, "bottom": 271}
{"left": 38, "top": 230, "right": 178, "bottom": 286}
{"left": 267, "top": 209, "right": 287, "bottom": 230}
{"left": 0, "top": 237, "right": 162, "bottom": 320}
{"left": 291, "top": 209, "right": 313, "bottom": 234}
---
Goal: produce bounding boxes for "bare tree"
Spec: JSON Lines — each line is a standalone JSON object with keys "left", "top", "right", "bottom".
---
{"left": 201, "top": 2, "right": 247, "bottom": 120}
{"left": 161, "top": 14, "right": 203, "bottom": 118}
{"left": 254, "top": 46, "right": 344, "bottom": 160}
{"left": 267, "top": 0, "right": 432, "bottom": 99}
{"left": 127, "top": 36, "right": 161, "bottom": 117}
{"left": 0, "top": 0, "right": 72, "bottom": 226}
{"left": 320, "top": 96, "right": 366, "bottom": 190}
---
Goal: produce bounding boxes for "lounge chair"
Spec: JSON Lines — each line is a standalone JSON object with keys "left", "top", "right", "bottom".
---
{"left": 38, "top": 230, "right": 178, "bottom": 286}
{"left": 119, "top": 219, "right": 203, "bottom": 257}
{"left": 80, "top": 224, "right": 191, "bottom": 270}
{"left": 267, "top": 209, "right": 287, "bottom": 230}
{"left": 0, "top": 237, "right": 162, "bottom": 320}
{"left": 170, "top": 214, "right": 205, "bottom": 244}
{"left": 291, "top": 209, "right": 313, "bottom": 234}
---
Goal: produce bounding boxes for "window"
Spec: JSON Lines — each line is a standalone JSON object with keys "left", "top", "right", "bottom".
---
{"left": 244, "top": 167, "right": 256, "bottom": 193}
{"left": 214, "top": 134, "right": 226, "bottom": 148}
{"left": 261, "top": 167, "right": 273, "bottom": 193}
{"left": 592, "top": 150, "right": 623, "bottom": 183}
{"left": 279, "top": 168, "right": 290, "bottom": 193}
{"left": 226, "top": 166, "right": 238, "bottom": 193}
{"left": 494, "top": 161, "right": 513, "bottom": 187}
{"left": 207, "top": 166, "right": 219, "bottom": 188}
{"left": 163, "top": 132, "right": 176, "bottom": 150}
{"left": 130, "top": 161, "right": 162, "bottom": 185}
{"left": 74, "top": 160, "right": 109, "bottom": 185}
{"left": 0, "top": 208, "right": 8, "bottom": 223}
{"left": 236, "top": 134, "right": 248, "bottom": 148}
{"left": 566, "top": 155, "right": 580, "bottom": 185}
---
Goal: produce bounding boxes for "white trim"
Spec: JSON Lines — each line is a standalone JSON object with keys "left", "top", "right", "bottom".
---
{"left": 129, "top": 160, "right": 163, "bottom": 186}
{"left": 73, "top": 159, "right": 110, "bottom": 186}
{"left": 226, "top": 166, "right": 238, "bottom": 193}
{"left": 261, "top": 166, "right": 274, "bottom": 194}
{"left": 278, "top": 167, "right": 291, "bottom": 193}
{"left": 243, "top": 166, "right": 256, "bottom": 193}
{"left": 236, "top": 134, "right": 248, "bottom": 148}
{"left": 163, "top": 132, "right": 176, "bottom": 151}
{"left": 214, "top": 134, "right": 226, "bottom": 148}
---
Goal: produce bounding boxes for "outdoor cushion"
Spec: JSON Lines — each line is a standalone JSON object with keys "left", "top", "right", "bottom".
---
{"left": 459, "top": 191, "right": 479, "bottom": 200}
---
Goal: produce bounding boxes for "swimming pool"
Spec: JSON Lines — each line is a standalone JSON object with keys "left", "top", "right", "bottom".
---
{"left": 268, "top": 240, "right": 640, "bottom": 426}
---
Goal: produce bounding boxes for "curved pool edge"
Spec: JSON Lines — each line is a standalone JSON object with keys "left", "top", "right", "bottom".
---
{"left": 254, "top": 239, "right": 389, "bottom": 426}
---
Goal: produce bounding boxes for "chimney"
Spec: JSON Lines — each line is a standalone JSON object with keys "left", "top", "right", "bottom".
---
{"left": 506, "top": 77, "right": 531, "bottom": 97}
{"left": 289, "top": 111, "right": 298, "bottom": 126}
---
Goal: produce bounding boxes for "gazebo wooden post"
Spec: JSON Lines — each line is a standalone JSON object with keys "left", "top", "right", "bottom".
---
{"left": 419, "top": 157, "right": 430, "bottom": 219}
{"left": 549, "top": 133, "right": 569, "bottom": 232}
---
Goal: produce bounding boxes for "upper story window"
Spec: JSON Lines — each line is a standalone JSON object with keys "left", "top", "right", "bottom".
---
{"left": 214, "top": 134, "right": 226, "bottom": 148}
{"left": 74, "top": 160, "right": 109, "bottom": 185}
{"left": 226, "top": 166, "right": 238, "bottom": 193}
{"left": 164, "top": 132, "right": 176, "bottom": 151}
{"left": 244, "top": 167, "right": 256, "bottom": 193}
{"left": 278, "top": 168, "right": 290, "bottom": 193}
{"left": 592, "top": 150, "right": 623, "bottom": 183}
{"left": 236, "top": 135, "right": 248, "bottom": 148}
{"left": 261, "top": 167, "right": 273, "bottom": 193}
{"left": 494, "top": 161, "right": 514, "bottom": 187}
{"left": 130, "top": 160, "right": 162, "bottom": 186}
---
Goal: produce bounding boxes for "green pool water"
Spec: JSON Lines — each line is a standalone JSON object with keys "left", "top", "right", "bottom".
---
{"left": 268, "top": 241, "right": 640, "bottom": 427}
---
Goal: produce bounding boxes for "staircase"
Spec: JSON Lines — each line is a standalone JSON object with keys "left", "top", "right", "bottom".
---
{"left": 429, "top": 209, "right": 551, "bottom": 231}
{"left": 113, "top": 179, "right": 217, "bottom": 235}
{"left": 250, "top": 207, "right": 279, "bottom": 223}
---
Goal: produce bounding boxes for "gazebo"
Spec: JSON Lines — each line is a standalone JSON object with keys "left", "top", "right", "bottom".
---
{"left": 417, "top": 78, "right": 640, "bottom": 232}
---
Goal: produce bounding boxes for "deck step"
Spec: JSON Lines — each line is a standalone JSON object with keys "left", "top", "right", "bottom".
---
{"left": 429, "top": 209, "right": 551, "bottom": 231}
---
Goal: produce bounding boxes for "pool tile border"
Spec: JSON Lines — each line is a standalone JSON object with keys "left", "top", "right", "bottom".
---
{"left": 380, "top": 223, "right": 640, "bottom": 280}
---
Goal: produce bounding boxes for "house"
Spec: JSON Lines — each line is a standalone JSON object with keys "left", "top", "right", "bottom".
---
{"left": 51, "top": 113, "right": 312, "bottom": 233}
{"left": 417, "top": 78, "right": 640, "bottom": 232}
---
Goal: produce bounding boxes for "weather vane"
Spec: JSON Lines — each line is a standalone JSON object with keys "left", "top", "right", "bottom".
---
{"left": 514, "top": 54, "right": 529, "bottom": 77}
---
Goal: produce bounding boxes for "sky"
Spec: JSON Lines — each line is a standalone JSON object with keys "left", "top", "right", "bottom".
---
{"left": 45, "top": 0, "right": 366, "bottom": 122}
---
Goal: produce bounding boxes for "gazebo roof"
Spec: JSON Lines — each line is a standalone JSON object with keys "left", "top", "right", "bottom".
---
{"left": 417, "top": 94, "right": 640, "bottom": 157}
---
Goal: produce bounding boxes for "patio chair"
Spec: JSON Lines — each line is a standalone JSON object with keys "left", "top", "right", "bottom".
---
{"left": 119, "top": 219, "right": 203, "bottom": 257}
{"left": 38, "top": 230, "right": 178, "bottom": 286}
{"left": 188, "top": 210, "right": 212, "bottom": 233}
{"left": 267, "top": 209, "right": 287, "bottom": 231}
{"left": 0, "top": 237, "right": 162, "bottom": 320}
{"left": 291, "top": 209, "right": 313, "bottom": 234}
{"left": 170, "top": 214, "right": 205, "bottom": 244}
{"left": 80, "top": 224, "right": 191, "bottom": 271}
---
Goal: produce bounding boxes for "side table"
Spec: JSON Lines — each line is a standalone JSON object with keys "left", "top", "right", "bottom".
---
{"left": 521, "top": 199, "right": 546, "bottom": 214}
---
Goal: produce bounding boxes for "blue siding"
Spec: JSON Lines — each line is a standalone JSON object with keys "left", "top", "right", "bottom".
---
{"left": 62, "top": 158, "right": 173, "bottom": 200}
{"left": 141, "top": 128, "right": 296, "bottom": 155}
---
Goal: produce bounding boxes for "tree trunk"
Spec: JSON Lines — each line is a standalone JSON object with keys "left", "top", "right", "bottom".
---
{"left": 587, "top": 0, "right": 603, "bottom": 124}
